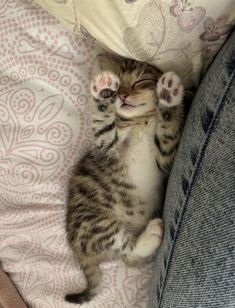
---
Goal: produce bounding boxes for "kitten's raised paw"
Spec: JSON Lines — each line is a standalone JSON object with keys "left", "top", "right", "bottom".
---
{"left": 157, "top": 72, "right": 183, "bottom": 107}
{"left": 91, "top": 71, "right": 120, "bottom": 101}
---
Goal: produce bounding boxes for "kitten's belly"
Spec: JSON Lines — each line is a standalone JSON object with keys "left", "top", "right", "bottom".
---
{"left": 126, "top": 134, "right": 163, "bottom": 213}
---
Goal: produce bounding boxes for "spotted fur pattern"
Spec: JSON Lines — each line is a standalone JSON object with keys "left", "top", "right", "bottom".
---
{"left": 65, "top": 57, "right": 184, "bottom": 304}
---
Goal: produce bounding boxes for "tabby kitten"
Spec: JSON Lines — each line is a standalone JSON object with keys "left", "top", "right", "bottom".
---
{"left": 65, "top": 56, "right": 184, "bottom": 304}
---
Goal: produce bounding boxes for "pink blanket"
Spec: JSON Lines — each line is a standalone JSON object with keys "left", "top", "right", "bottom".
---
{"left": 0, "top": 1, "right": 152, "bottom": 307}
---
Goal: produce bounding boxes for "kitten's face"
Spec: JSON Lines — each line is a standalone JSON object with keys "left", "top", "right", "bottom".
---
{"left": 99, "top": 57, "right": 162, "bottom": 119}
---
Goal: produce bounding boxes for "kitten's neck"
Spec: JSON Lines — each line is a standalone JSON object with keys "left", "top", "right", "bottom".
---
{"left": 116, "top": 109, "right": 157, "bottom": 129}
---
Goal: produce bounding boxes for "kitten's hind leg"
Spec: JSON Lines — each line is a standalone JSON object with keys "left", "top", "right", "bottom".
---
{"left": 130, "top": 219, "right": 164, "bottom": 258}
{"left": 91, "top": 71, "right": 120, "bottom": 150}
{"left": 122, "top": 254, "right": 154, "bottom": 268}
{"left": 119, "top": 219, "right": 164, "bottom": 265}
{"left": 121, "top": 254, "right": 151, "bottom": 267}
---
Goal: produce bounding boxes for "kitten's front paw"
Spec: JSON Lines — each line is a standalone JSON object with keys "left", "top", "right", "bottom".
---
{"left": 156, "top": 72, "right": 183, "bottom": 107}
{"left": 91, "top": 71, "right": 120, "bottom": 101}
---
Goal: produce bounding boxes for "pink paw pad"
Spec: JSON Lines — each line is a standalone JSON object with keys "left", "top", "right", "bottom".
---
{"left": 157, "top": 72, "right": 184, "bottom": 107}
{"left": 91, "top": 71, "right": 120, "bottom": 100}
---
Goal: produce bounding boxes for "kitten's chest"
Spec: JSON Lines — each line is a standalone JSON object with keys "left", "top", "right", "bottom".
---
{"left": 120, "top": 124, "right": 163, "bottom": 204}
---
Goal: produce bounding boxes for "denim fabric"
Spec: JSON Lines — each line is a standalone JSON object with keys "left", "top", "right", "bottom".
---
{"left": 149, "top": 30, "right": 235, "bottom": 308}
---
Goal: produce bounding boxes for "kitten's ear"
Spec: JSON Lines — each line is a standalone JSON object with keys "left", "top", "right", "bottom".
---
{"left": 97, "top": 54, "right": 120, "bottom": 75}
{"left": 145, "top": 64, "right": 162, "bottom": 79}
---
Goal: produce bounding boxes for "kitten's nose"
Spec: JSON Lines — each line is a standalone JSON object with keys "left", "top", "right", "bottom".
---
{"left": 119, "top": 94, "right": 128, "bottom": 102}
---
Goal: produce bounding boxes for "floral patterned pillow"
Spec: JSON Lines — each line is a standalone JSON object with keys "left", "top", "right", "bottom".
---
{"left": 35, "top": 0, "right": 235, "bottom": 88}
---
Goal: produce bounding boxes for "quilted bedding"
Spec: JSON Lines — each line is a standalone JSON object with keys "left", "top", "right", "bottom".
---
{"left": 0, "top": 1, "right": 152, "bottom": 307}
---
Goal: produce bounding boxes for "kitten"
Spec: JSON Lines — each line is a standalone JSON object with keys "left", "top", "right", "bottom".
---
{"left": 65, "top": 56, "right": 184, "bottom": 304}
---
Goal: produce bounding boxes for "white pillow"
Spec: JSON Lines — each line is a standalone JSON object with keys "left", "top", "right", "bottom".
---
{"left": 35, "top": 0, "right": 235, "bottom": 88}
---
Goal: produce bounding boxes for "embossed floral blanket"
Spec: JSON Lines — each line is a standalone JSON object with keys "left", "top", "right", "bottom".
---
{"left": 35, "top": 0, "right": 235, "bottom": 89}
{"left": 0, "top": 1, "right": 152, "bottom": 307}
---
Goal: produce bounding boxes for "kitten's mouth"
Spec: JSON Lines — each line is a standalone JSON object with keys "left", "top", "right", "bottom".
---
{"left": 121, "top": 102, "right": 136, "bottom": 109}
{"left": 120, "top": 102, "right": 145, "bottom": 109}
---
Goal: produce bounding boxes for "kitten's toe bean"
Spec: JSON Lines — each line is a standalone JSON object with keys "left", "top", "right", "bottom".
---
{"left": 157, "top": 72, "right": 184, "bottom": 107}
{"left": 91, "top": 71, "right": 120, "bottom": 101}
{"left": 100, "top": 88, "right": 114, "bottom": 99}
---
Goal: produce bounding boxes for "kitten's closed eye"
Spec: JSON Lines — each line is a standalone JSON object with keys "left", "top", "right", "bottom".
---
{"left": 132, "top": 78, "right": 157, "bottom": 89}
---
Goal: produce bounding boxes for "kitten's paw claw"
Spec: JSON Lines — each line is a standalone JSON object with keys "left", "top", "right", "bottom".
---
{"left": 91, "top": 71, "right": 120, "bottom": 101}
{"left": 157, "top": 72, "right": 183, "bottom": 107}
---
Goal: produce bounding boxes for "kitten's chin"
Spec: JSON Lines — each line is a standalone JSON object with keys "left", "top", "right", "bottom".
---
{"left": 116, "top": 105, "right": 151, "bottom": 119}
{"left": 116, "top": 101, "right": 154, "bottom": 119}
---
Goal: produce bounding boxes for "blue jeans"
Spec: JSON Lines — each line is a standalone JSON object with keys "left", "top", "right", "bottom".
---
{"left": 149, "top": 30, "right": 235, "bottom": 308}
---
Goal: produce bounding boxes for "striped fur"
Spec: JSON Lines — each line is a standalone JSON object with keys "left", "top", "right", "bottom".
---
{"left": 65, "top": 57, "right": 184, "bottom": 304}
